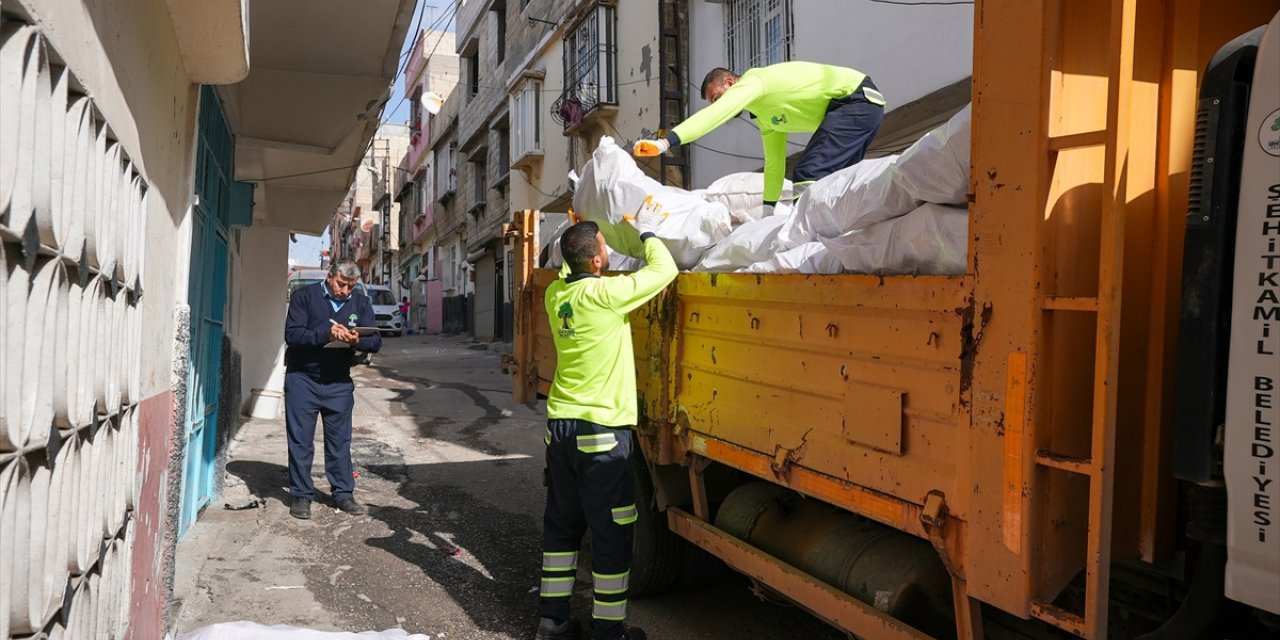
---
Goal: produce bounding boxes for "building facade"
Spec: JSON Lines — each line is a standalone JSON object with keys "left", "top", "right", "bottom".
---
{"left": 366, "top": 124, "right": 411, "bottom": 290}
{"left": 395, "top": 28, "right": 457, "bottom": 334}
{"left": 429, "top": 0, "right": 672, "bottom": 343}
{"left": 428, "top": 83, "right": 472, "bottom": 335}
{"left": 0, "top": 1, "right": 414, "bottom": 638}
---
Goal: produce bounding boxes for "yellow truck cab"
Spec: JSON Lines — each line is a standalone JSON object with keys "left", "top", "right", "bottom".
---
{"left": 508, "top": 2, "right": 1280, "bottom": 638}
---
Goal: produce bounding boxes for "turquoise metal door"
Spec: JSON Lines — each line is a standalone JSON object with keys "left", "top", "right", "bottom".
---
{"left": 179, "top": 86, "right": 233, "bottom": 535}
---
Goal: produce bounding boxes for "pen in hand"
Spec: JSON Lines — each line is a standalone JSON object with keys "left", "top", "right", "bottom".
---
{"left": 328, "top": 319, "right": 358, "bottom": 344}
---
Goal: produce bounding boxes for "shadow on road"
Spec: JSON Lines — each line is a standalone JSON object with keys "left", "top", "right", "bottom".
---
{"left": 226, "top": 459, "right": 292, "bottom": 505}
{"left": 364, "top": 471, "right": 543, "bottom": 636}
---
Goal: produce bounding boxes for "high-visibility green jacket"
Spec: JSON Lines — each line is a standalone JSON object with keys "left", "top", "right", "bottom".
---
{"left": 670, "top": 61, "right": 880, "bottom": 202}
{"left": 545, "top": 236, "right": 678, "bottom": 427}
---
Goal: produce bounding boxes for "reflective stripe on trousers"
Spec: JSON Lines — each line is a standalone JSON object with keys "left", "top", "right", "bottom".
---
{"left": 539, "top": 550, "right": 578, "bottom": 598}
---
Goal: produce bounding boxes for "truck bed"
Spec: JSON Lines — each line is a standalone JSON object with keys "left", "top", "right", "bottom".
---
{"left": 522, "top": 268, "right": 972, "bottom": 533}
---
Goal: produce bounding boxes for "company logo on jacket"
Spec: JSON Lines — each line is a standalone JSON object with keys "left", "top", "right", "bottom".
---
{"left": 557, "top": 303, "right": 576, "bottom": 337}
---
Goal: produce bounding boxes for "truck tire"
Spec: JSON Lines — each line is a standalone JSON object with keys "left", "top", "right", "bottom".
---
{"left": 677, "top": 537, "right": 728, "bottom": 589}
{"left": 629, "top": 460, "right": 683, "bottom": 598}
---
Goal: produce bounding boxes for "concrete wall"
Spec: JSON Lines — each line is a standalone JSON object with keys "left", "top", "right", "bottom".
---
{"left": 687, "top": 0, "right": 973, "bottom": 187}
{"left": 227, "top": 225, "right": 289, "bottom": 411}
{"left": 7, "top": 0, "right": 212, "bottom": 636}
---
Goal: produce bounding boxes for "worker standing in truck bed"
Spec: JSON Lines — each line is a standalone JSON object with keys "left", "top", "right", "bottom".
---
{"left": 634, "top": 61, "right": 886, "bottom": 213}
{"left": 534, "top": 198, "right": 676, "bottom": 640}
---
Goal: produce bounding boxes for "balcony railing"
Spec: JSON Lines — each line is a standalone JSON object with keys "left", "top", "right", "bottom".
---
{"left": 554, "top": 3, "right": 616, "bottom": 133}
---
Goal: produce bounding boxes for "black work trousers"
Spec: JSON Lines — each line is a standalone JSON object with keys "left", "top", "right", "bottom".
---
{"left": 791, "top": 76, "right": 886, "bottom": 185}
{"left": 539, "top": 418, "right": 639, "bottom": 640}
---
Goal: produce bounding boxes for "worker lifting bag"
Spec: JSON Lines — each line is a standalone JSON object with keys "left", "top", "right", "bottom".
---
{"left": 776, "top": 104, "right": 972, "bottom": 251}
{"left": 570, "top": 136, "right": 733, "bottom": 269}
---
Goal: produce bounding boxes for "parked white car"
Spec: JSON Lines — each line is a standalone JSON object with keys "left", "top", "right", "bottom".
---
{"left": 363, "top": 284, "right": 403, "bottom": 337}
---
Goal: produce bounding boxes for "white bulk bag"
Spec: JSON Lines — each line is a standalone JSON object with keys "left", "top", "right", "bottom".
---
{"left": 543, "top": 227, "right": 642, "bottom": 272}
{"left": 775, "top": 155, "right": 910, "bottom": 250}
{"left": 701, "top": 172, "right": 794, "bottom": 225}
{"left": 821, "top": 203, "right": 969, "bottom": 276}
{"left": 744, "top": 242, "right": 844, "bottom": 275}
{"left": 571, "top": 137, "right": 733, "bottom": 269}
{"left": 693, "top": 213, "right": 789, "bottom": 272}
{"left": 895, "top": 104, "right": 971, "bottom": 206}
{"left": 775, "top": 104, "right": 972, "bottom": 252}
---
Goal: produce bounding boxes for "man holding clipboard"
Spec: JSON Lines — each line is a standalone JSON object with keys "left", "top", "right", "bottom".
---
{"left": 283, "top": 260, "right": 382, "bottom": 519}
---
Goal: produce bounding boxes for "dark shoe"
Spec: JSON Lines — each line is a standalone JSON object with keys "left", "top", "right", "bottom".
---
{"left": 619, "top": 627, "right": 646, "bottom": 640}
{"left": 290, "top": 497, "right": 311, "bottom": 520}
{"left": 534, "top": 617, "right": 580, "bottom": 640}
{"left": 335, "top": 498, "right": 366, "bottom": 515}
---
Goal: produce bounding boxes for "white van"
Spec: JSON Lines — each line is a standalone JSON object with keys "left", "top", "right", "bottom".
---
{"left": 363, "top": 284, "right": 403, "bottom": 337}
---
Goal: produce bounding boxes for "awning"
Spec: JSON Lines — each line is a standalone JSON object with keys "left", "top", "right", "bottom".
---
{"left": 217, "top": 0, "right": 417, "bottom": 234}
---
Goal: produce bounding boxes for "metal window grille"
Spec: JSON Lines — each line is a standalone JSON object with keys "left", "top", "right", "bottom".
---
{"left": 725, "top": 0, "right": 792, "bottom": 73}
{"left": 558, "top": 3, "right": 617, "bottom": 127}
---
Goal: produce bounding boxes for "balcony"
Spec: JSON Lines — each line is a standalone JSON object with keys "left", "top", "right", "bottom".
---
{"left": 412, "top": 203, "right": 435, "bottom": 244}
{"left": 554, "top": 3, "right": 617, "bottom": 135}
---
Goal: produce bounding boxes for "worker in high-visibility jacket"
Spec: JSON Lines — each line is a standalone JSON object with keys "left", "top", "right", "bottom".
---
{"left": 535, "top": 198, "right": 676, "bottom": 640}
{"left": 634, "top": 61, "right": 886, "bottom": 213}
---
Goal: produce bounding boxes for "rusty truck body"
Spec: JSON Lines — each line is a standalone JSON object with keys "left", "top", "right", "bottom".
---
{"left": 507, "top": 1, "right": 1280, "bottom": 637}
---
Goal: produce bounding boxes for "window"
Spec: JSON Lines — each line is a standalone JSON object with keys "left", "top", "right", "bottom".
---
{"left": 725, "top": 0, "right": 793, "bottom": 72}
{"left": 467, "top": 53, "right": 480, "bottom": 100}
{"left": 493, "top": 2, "right": 507, "bottom": 63}
{"left": 511, "top": 79, "right": 543, "bottom": 162}
{"left": 436, "top": 141, "right": 457, "bottom": 200}
{"left": 409, "top": 86, "right": 423, "bottom": 135}
{"left": 495, "top": 124, "right": 510, "bottom": 175}
{"left": 560, "top": 3, "right": 616, "bottom": 121}
{"left": 471, "top": 159, "right": 487, "bottom": 211}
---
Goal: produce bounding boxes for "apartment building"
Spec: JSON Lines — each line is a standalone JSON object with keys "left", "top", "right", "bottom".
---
{"left": 395, "top": 28, "right": 458, "bottom": 334}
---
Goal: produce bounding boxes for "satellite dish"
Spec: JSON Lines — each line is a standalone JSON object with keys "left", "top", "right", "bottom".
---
{"left": 421, "top": 91, "right": 444, "bottom": 115}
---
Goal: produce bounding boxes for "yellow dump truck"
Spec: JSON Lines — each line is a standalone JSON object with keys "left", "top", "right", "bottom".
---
{"left": 507, "top": 1, "right": 1280, "bottom": 638}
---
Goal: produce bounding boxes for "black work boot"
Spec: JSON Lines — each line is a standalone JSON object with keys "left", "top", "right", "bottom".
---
{"left": 335, "top": 497, "right": 366, "bottom": 515}
{"left": 290, "top": 497, "right": 311, "bottom": 520}
{"left": 619, "top": 626, "right": 646, "bottom": 640}
{"left": 589, "top": 623, "right": 645, "bottom": 640}
{"left": 534, "top": 617, "right": 580, "bottom": 640}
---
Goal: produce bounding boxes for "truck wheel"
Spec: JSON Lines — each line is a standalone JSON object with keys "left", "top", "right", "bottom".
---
{"left": 676, "top": 535, "right": 728, "bottom": 589}
{"left": 629, "top": 460, "right": 683, "bottom": 598}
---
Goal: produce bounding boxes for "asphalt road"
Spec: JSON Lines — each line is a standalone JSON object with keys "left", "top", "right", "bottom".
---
{"left": 173, "top": 334, "right": 843, "bottom": 640}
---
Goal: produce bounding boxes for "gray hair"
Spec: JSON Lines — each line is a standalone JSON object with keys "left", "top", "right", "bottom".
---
{"left": 329, "top": 260, "right": 361, "bottom": 279}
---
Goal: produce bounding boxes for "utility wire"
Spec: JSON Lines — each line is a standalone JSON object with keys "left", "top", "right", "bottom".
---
{"left": 394, "top": 1, "right": 435, "bottom": 80}
{"left": 690, "top": 143, "right": 763, "bottom": 161}
{"left": 378, "top": 2, "right": 460, "bottom": 127}
{"left": 518, "top": 170, "right": 564, "bottom": 201}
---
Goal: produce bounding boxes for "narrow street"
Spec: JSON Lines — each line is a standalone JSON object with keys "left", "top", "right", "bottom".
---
{"left": 173, "top": 335, "right": 843, "bottom": 640}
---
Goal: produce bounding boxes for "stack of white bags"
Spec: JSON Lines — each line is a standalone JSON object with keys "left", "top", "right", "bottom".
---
{"left": 554, "top": 104, "right": 972, "bottom": 276}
